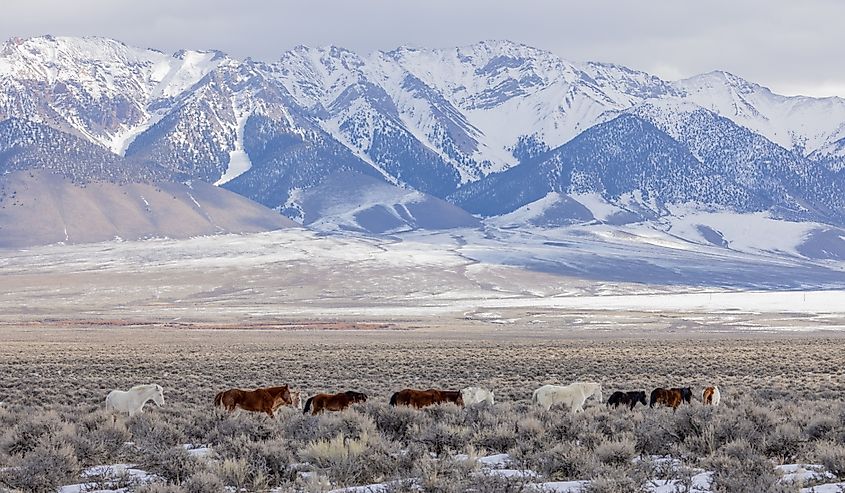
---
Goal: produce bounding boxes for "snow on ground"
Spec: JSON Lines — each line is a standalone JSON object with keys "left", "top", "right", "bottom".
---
{"left": 56, "top": 453, "right": 844, "bottom": 493}
{"left": 645, "top": 473, "right": 713, "bottom": 493}
{"left": 539, "top": 481, "right": 591, "bottom": 492}
{"left": 58, "top": 464, "right": 155, "bottom": 493}
{"left": 777, "top": 464, "right": 836, "bottom": 485}
{"left": 569, "top": 192, "right": 628, "bottom": 221}
{"left": 663, "top": 208, "right": 821, "bottom": 257}
{"left": 214, "top": 112, "right": 253, "bottom": 186}
{"left": 478, "top": 290, "right": 845, "bottom": 316}
{"left": 803, "top": 482, "right": 845, "bottom": 493}
{"left": 182, "top": 443, "right": 213, "bottom": 458}
{"left": 2, "top": 224, "right": 845, "bottom": 324}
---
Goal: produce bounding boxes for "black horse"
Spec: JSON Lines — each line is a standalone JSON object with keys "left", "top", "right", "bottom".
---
{"left": 607, "top": 390, "right": 648, "bottom": 410}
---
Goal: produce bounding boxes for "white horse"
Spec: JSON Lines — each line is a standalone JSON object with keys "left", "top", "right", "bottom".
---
{"left": 711, "top": 386, "right": 721, "bottom": 406}
{"left": 105, "top": 384, "right": 165, "bottom": 416}
{"left": 704, "top": 385, "right": 722, "bottom": 406}
{"left": 532, "top": 382, "right": 603, "bottom": 413}
{"left": 461, "top": 387, "right": 495, "bottom": 407}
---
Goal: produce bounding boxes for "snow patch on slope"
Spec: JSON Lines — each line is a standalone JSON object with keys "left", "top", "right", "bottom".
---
{"left": 215, "top": 112, "right": 252, "bottom": 186}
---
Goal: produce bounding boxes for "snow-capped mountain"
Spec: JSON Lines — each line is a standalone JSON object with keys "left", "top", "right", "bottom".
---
{"left": 674, "top": 70, "right": 845, "bottom": 157}
{"left": 2, "top": 35, "right": 845, "bottom": 236}
{"left": 0, "top": 35, "right": 226, "bottom": 153}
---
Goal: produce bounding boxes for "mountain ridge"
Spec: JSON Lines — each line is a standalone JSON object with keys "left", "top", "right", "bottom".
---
{"left": 2, "top": 35, "right": 845, "bottom": 236}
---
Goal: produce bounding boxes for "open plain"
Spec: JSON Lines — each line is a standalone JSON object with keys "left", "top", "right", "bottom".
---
{"left": 2, "top": 228, "right": 845, "bottom": 492}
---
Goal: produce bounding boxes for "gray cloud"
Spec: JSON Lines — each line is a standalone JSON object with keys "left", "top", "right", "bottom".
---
{"left": 1, "top": 0, "right": 843, "bottom": 97}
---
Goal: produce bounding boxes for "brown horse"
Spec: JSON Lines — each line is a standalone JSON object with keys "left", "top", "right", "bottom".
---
{"left": 303, "top": 390, "right": 368, "bottom": 415}
{"left": 389, "top": 388, "right": 464, "bottom": 409}
{"left": 214, "top": 385, "right": 297, "bottom": 417}
{"left": 649, "top": 387, "right": 684, "bottom": 410}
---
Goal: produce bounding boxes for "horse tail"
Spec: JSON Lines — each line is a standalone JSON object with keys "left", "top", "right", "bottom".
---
{"left": 531, "top": 388, "right": 540, "bottom": 405}
{"left": 389, "top": 392, "right": 398, "bottom": 407}
{"left": 303, "top": 396, "right": 314, "bottom": 415}
{"left": 649, "top": 389, "right": 659, "bottom": 408}
{"left": 214, "top": 391, "right": 224, "bottom": 408}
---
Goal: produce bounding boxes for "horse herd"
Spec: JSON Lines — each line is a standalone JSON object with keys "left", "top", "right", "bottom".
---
{"left": 104, "top": 382, "right": 721, "bottom": 417}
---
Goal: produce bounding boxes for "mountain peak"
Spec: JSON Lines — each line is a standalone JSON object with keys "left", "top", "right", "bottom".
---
{"left": 680, "top": 70, "right": 768, "bottom": 96}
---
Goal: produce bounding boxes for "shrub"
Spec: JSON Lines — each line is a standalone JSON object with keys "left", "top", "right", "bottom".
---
{"left": 312, "top": 410, "right": 378, "bottom": 442}
{"left": 129, "top": 413, "right": 185, "bottom": 454}
{"left": 299, "top": 432, "right": 401, "bottom": 487}
{"left": 135, "top": 483, "right": 187, "bottom": 493}
{"left": 0, "top": 410, "right": 64, "bottom": 457}
{"left": 471, "top": 422, "right": 518, "bottom": 453}
{"left": 183, "top": 471, "right": 225, "bottom": 493}
{"left": 805, "top": 415, "right": 840, "bottom": 441}
{"left": 814, "top": 442, "right": 845, "bottom": 479}
{"left": 414, "top": 453, "right": 478, "bottom": 493}
{"left": 362, "top": 402, "right": 430, "bottom": 442}
{"left": 214, "top": 434, "right": 298, "bottom": 486}
{"left": 764, "top": 423, "right": 803, "bottom": 461}
{"left": 216, "top": 458, "right": 251, "bottom": 490}
{"left": 536, "top": 442, "right": 601, "bottom": 481}
{"left": 585, "top": 473, "right": 643, "bottom": 493}
{"left": 142, "top": 446, "right": 201, "bottom": 483}
{"left": 2, "top": 439, "right": 79, "bottom": 493}
{"left": 594, "top": 437, "right": 636, "bottom": 467}
{"left": 65, "top": 419, "right": 132, "bottom": 464}
{"left": 704, "top": 439, "right": 785, "bottom": 493}
{"left": 414, "top": 421, "right": 471, "bottom": 456}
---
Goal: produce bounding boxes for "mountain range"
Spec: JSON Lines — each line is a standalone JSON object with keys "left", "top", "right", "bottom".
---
{"left": 1, "top": 35, "right": 845, "bottom": 249}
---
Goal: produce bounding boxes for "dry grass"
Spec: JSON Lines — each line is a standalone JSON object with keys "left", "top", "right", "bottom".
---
{"left": 1, "top": 326, "right": 845, "bottom": 492}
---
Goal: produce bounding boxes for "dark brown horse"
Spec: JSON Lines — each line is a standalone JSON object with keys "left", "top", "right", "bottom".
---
{"left": 649, "top": 387, "right": 685, "bottom": 410}
{"left": 303, "top": 390, "right": 368, "bottom": 415}
{"left": 389, "top": 388, "right": 464, "bottom": 409}
{"left": 214, "top": 385, "right": 299, "bottom": 418}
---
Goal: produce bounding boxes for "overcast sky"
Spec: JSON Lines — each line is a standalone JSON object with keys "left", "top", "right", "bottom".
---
{"left": 2, "top": 0, "right": 843, "bottom": 98}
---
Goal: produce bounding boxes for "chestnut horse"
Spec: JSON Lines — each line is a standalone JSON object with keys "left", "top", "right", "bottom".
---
{"left": 303, "top": 391, "right": 368, "bottom": 415}
{"left": 389, "top": 388, "right": 464, "bottom": 409}
{"left": 649, "top": 387, "right": 688, "bottom": 410}
{"left": 214, "top": 385, "right": 299, "bottom": 418}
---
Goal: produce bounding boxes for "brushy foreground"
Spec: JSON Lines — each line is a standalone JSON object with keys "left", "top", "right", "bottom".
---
{"left": 2, "top": 328, "right": 845, "bottom": 492}
{"left": 2, "top": 396, "right": 845, "bottom": 492}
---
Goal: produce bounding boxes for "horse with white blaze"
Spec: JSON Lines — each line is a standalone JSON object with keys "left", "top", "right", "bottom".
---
{"left": 532, "top": 382, "right": 603, "bottom": 413}
{"left": 461, "top": 387, "right": 494, "bottom": 406}
{"left": 105, "top": 384, "right": 165, "bottom": 416}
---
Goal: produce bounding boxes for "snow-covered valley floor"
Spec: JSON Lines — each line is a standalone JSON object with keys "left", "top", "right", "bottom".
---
{"left": 0, "top": 225, "right": 843, "bottom": 332}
